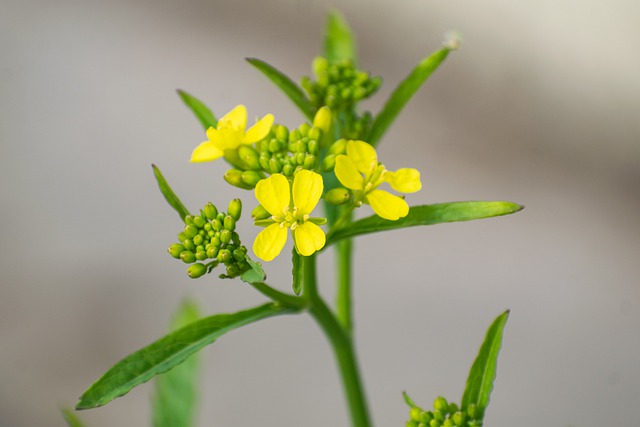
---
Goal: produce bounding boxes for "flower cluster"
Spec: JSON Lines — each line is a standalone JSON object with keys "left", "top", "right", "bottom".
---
{"left": 406, "top": 396, "right": 481, "bottom": 427}
{"left": 167, "top": 199, "right": 249, "bottom": 279}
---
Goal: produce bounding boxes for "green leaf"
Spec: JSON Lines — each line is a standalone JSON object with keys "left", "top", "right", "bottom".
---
{"left": 76, "top": 303, "right": 293, "bottom": 410}
{"left": 367, "top": 47, "right": 451, "bottom": 147}
{"left": 326, "top": 201, "right": 523, "bottom": 245}
{"left": 152, "top": 300, "right": 202, "bottom": 427}
{"left": 61, "top": 407, "right": 87, "bottom": 427}
{"left": 246, "top": 58, "right": 315, "bottom": 121}
{"left": 402, "top": 391, "right": 417, "bottom": 408}
{"left": 241, "top": 256, "right": 267, "bottom": 284}
{"left": 461, "top": 310, "right": 510, "bottom": 419}
{"left": 292, "top": 250, "right": 303, "bottom": 295}
{"left": 177, "top": 89, "right": 217, "bottom": 130}
{"left": 152, "top": 164, "right": 191, "bottom": 222}
{"left": 324, "top": 10, "right": 357, "bottom": 64}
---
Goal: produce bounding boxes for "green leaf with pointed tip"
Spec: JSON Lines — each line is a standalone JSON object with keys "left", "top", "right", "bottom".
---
{"left": 177, "top": 90, "right": 217, "bottom": 130}
{"left": 326, "top": 201, "right": 523, "bottom": 245}
{"left": 292, "top": 250, "right": 303, "bottom": 295}
{"left": 246, "top": 58, "right": 315, "bottom": 121}
{"left": 61, "top": 408, "right": 87, "bottom": 427}
{"left": 402, "top": 391, "right": 418, "bottom": 408}
{"left": 152, "top": 164, "right": 190, "bottom": 222}
{"left": 76, "top": 303, "right": 293, "bottom": 410}
{"left": 152, "top": 300, "right": 201, "bottom": 427}
{"left": 324, "top": 10, "right": 356, "bottom": 64}
{"left": 241, "top": 256, "right": 267, "bottom": 284}
{"left": 368, "top": 47, "right": 451, "bottom": 147}
{"left": 461, "top": 310, "right": 510, "bottom": 419}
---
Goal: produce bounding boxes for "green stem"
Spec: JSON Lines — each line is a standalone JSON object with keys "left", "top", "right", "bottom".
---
{"left": 250, "top": 281, "right": 306, "bottom": 310}
{"left": 304, "top": 254, "right": 371, "bottom": 427}
{"left": 336, "top": 238, "right": 353, "bottom": 333}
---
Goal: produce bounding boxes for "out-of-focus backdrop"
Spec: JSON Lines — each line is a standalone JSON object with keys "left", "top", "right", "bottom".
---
{"left": 1, "top": 0, "right": 639, "bottom": 426}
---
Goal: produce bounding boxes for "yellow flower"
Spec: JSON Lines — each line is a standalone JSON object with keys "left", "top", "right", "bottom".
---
{"left": 253, "top": 170, "right": 327, "bottom": 261}
{"left": 190, "top": 105, "right": 274, "bottom": 163}
{"left": 334, "top": 140, "right": 421, "bottom": 220}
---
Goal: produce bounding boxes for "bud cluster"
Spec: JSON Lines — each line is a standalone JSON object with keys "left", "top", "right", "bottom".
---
{"left": 167, "top": 199, "right": 249, "bottom": 279}
{"left": 224, "top": 122, "right": 323, "bottom": 189}
{"left": 302, "top": 57, "right": 381, "bottom": 111}
{"left": 406, "top": 396, "right": 481, "bottom": 427}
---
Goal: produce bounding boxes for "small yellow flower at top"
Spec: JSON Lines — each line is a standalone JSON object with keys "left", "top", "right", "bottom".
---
{"left": 191, "top": 105, "right": 274, "bottom": 163}
{"left": 253, "top": 170, "right": 327, "bottom": 262}
{"left": 334, "top": 140, "right": 421, "bottom": 221}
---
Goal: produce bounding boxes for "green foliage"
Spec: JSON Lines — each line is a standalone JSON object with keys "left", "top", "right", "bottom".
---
{"left": 177, "top": 89, "right": 217, "bottom": 130}
{"left": 61, "top": 407, "right": 87, "bottom": 427}
{"left": 324, "top": 10, "right": 357, "bottom": 64}
{"left": 152, "top": 164, "right": 191, "bottom": 221}
{"left": 76, "top": 303, "right": 294, "bottom": 410}
{"left": 367, "top": 47, "right": 451, "bottom": 147}
{"left": 327, "top": 201, "right": 523, "bottom": 245}
{"left": 152, "top": 300, "right": 202, "bottom": 427}
{"left": 461, "top": 310, "right": 510, "bottom": 420}
{"left": 292, "top": 250, "right": 303, "bottom": 295}
{"left": 240, "top": 256, "right": 267, "bottom": 284}
{"left": 246, "top": 58, "right": 315, "bottom": 121}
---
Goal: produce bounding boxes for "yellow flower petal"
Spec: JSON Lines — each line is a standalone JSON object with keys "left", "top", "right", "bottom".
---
{"left": 292, "top": 170, "right": 323, "bottom": 216}
{"left": 220, "top": 105, "right": 247, "bottom": 130}
{"left": 190, "top": 140, "right": 224, "bottom": 163}
{"left": 243, "top": 114, "right": 274, "bottom": 144}
{"left": 346, "top": 140, "right": 377, "bottom": 174}
{"left": 253, "top": 223, "right": 288, "bottom": 262}
{"left": 254, "top": 174, "right": 290, "bottom": 217}
{"left": 365, "top": 189, "right": 409, "bottom": 220}
{"left": 385, "top": 168, "right": 422, "bottom": 193}
{"left": 293, "top": 222, "right": 326, "bottom": 256}
{"left": 335, "top": 155, "right": 364, "bottom": 190}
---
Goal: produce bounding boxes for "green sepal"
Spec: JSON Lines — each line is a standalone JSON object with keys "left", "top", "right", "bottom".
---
{"left": 326, "top": 201, "right": 523, "bottom": 246}
{"left": 403, "top": 391, "right": 418, "bottom": 408}
{"left": 61, "top": 407, "right": 87, "bottom": 427}
{"left": 76, "top": 303, "right": 292, "bottom": 410}
{"left": 461, "top": 310, "right": 510, "bottom": 420}
{"left": 240, "top": 256, "right": 267, "bottom": 284}
{"left": 152, "top": 300, "right": 201, "bottom": 427}
{"left": 246, "top": 58, "right": 315, "bottom": 121}
{"left": 152, "top": 164, "right": 191, "bottom": 221}
{"left": 177, "top": 89, "right": 217, "bottom": 130}
{"left": 324, "top": 10, "right": 357, "bottom": 65}
{"left": 292, "top": 250, "right": 303, "bottom": 295}
{"left": 367, "top": 47, "right": 451, "bottom": 147}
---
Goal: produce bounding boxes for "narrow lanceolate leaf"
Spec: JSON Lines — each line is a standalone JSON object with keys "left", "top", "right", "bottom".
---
{"left": 76, "top": 303, "right": 293, "bottom": 410}
{"left": 461, "top": 310, "right": 510, "bottom": 419}
{"left": 368, "top": 47, "right": 451, "bottom": 147}
{"left": 152, "top": 300, "right": 202, "bottom": 427}
{"left": 292, "top": 250, "right": 303, "bottom": 295}
{"left": 246, "top": 58, "right": 315, "bottom": 121}
{"left": 324, "top": 10, "right": 357, "bottom": 64}
{"left": 152, "top": 164, "right": 190, "bottom": 221}
{"left": 61, "top": 407, "right": 87, "bottom": 427}
{"left": 177, "top": 89, "right": 217, "bottom": 130}
{"left": 326, "top": 201, "right": 523, "bottom": 245}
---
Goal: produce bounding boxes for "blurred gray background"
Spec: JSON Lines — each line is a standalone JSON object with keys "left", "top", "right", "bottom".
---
{"left": 1, "top": 0, "right": 639, "bottom": 426}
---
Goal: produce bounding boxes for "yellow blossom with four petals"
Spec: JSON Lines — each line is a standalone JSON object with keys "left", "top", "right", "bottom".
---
{"left": 190, "top": 105, "right": 274, "bottom": 163}
{"left": 334, "top": 140, "right": 421, "bottom": 220}
{"left": 253, "top": 170, "right": 327, "bottom": 262}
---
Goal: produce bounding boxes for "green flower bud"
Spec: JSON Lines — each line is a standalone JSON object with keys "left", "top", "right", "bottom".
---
{"left": 223, "top": 149, "right": 247, "bottom": 170}
{"left": 231, "top": 232, "right": 241, "bottom": 246}
{"left": 220, "top": 229, "right": 232, "bottom": 244}
{"left": 187, "top": 263, "right": 207, "bottom": 279}
{"left": 307, "top": 139, "right": 318, "bottom": 155}
{"left": 184, "top": 215, "right": 195, "bottom": 225}
{"left": 193, "top": 215, "right": 206, "bottom": 229}
{"left": 195, "top": 250, "right": 207, "bottom": 261}
{"left": 406, "top": 422, "right": 418, "bottom": 427}
{"left": 177, "top": 231, "right": 187, "bottom": 242}
{"left": 237, "top": 145, "right": 261, "bottom": 170}
{"left": 447, "top": 403, "right": 459, "bottom": 415}
{"left": 204, "top": 202, "right": 218, "bottom": 220}
{"left": 282, "top": 163, "right": 294, "bottom": 176}
{"left": 410, "top": 408, "right": 422, "bottom": 422}
{"left": 233, "top": 248, "right": 246, "bottom": 262}
{"left": 259, "top": 153, "right": 270, "bottom": 170}
{"left": 223, "top": 215, "right": 236, "bottom": 231}
{"left": 225, "top": 264, "right": 240, "bottom": 277}
{"left": 419, "top": 412, "right": 433, "bottom": 423}
{"left": 303, "top": 154, "right": 316, "bottom": 169}
{"left": 212, "top": 218, "right": 222, "bottom": 232}
{"left": 268, "top": 138, "right": 282, "bottom": 153}
{"left": 329, "top": 138, "right": 347, "bottom": 155}
{"left": 182, "top": 239, "right": 196, "bottom": 252}
{"left": 252, "top": 204, "right": 271, "bottom": 221}
{"left": 289, "top": 129, "right": 301, "bottom": 143}
{"left": 417, "top": 424, "right": 426, "bottom": 427}
{"left": 433, "top": 410, "right": 444, "bottom": 422}
{"left": 322, "top": 154, "right": 336, "bottom": 171}
{"left": 442, "top": 420, "right": 453, "bottom": 427}
{"left": 268, "top": 158, "right": 282, "bottom": 174}
{"left": 180, "top": 251, "right": 196, "bottom": 264}
{"left": 217, "top": 248, "right": 232, "bottom": 263}
{"left": 193, "top": 234, "right": 204, "bottom": 246}
{"left": 429, "top": 419, "right": 441, "bottom": 427}
{"left": 224, "top": 198, "right": 241, "bottom": 221}
{"left": 452, "top": 412, "right": 466, "bottom": 427}
{"left": 168, "top": 244, "right": 184, "bottom": 259}
{"left": 184, "top": 224, "right": 199, "bottom": 239}
{"left": 312, "top": 106, "right": 331, "bottom": 135}
{"left": 224, "top": 168, "right": 253, "bottom": 190}
{"left": 206, "top": 246, "right": 219, "bottom": 259}
{"left": 466, "top": 404, "right": 478, "bottom": 420}
{"left": 211, "top": 236, "right": 221, "bottom": 247}
{"left": 275, "top": 124, "right": 289, "bottom": 141}
{"left": 313, "top": 56, "right": 328, "bottom": 77}
{"left": 325, "top": 187, "right": 350, "bottom": 205}
{"left": 298, "top": 122, "right": 310, "bottom": 137}
{"left": 434, "top": 397, "right": 449, "bottom": 413}
{"left": 241, "top": 170, "right": 263, "bottom": 188}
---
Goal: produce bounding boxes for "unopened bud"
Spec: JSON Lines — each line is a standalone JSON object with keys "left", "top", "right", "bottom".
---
{"left": 187, "top": 263, "right": 207, "bottom": 279}
{"left": 184, "top": 224, "right": 199, "bottom": 239}
{"left": 452, "top": 412, "right": 466, "bottom": 427}
{"left": 206, "top": 246, "right": 219, "bottom": 259}
{"left": 252, "top": 204, "right": 271, "bottom": 221}
{"left": 223, "top": 215, "right": 236, "bottom": 231}
{"left": 442, "top": 420, "right": 453, "bottom": 427}
{"left": 168, "top": 244, "right": 184, "bottom": 259}
{"left": 434, "top": 397, "right": 448, "bottom": 413}
{"left": 182, "top": 239, "right": 196, "bottom": 252}
{"left": 237, "top": 145, "right": 261, "bottom": 170}
{"left": 204, "top": 202, "right": 218, "bottom": 220}
{"left": 466, "top": 404, "right": 478, "bottom": 420}
{"left": 329, "top": 138, "right": 347, "bottom": 155}
{"left": 180, "top": 251, "right": 196, "bottom": 264}
{"left": 419, "top": 412, "right": 433, "bottom": 424}
{"left": 307, "top": 139, "right": 319, "bottom": 155}
{"left": 433, "top": 410, "right": 444, "bottom": 422}
{"left": 224, "top": 169, "right": 253, "bottom": 190}
{"left": 195, "top": 250, "right": 207, "bottom": 261}
{"left": 228, "top": 198, "right": 242, "bottom": 221}
{"left": 217, "top": 248, "right": 232, "bottom": 263}
{"left": 274, "top": 124, "right": 289, "bottom": 141}
{"left": 447, "top": 403, "right": 459, "bottom": 415}
{"left": 410, "top": 408, "right": 422, "bottom": 422}
{"left": 193, "top": 215, "right": 206, "bottom": 229}
{"left": 192, "top": 234, "right": 204, "bottom": 246}
{"left": 220, "top": 229, "right": 232, "bottom": 244}
{"left": 429, "top": 419, "right": 441, "bottom": 427}
{"left": 268, "top": 158, "right": 282, "bottom": 174}
{"left": 322, "top": 154, "right": 336, "bottom": 171}
{"left": 312, "top": 106, "right": 332, "bottom": 135}
{"left": 241, "top": 170, "right": 263, "bottom": 188}
{"left": 312, "top": 56, "right": 328, "bottom": 77}
{"left": 325, "top": 187, "right": 350, "bottom": 205}
{"left": 298, "top": 122, "right": 310, "bottom": 137}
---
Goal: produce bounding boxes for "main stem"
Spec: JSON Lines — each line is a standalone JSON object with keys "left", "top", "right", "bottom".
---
{"left": 304, "top": 254, "right": 371, "bottom": 427}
